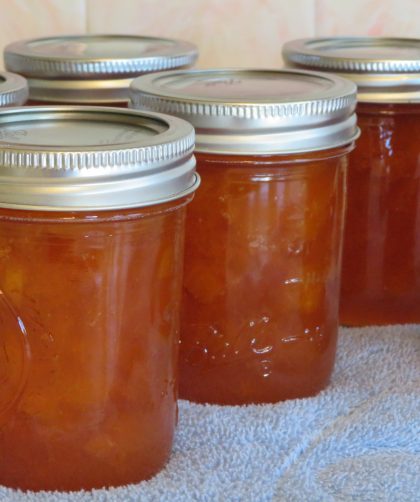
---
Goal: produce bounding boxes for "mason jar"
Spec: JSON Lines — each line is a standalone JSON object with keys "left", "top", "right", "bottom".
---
{"left": 283, "top": 37, "right": 420, "bottom": 326}
{"left": 0, "top": 106, "right": 199, "bottom": 491}
{"left": 130, "top": 69, "right": 358, "bottom": 404}
{"left": 4, "top": 35, "right": 198, "bottom": 106}
{"left": 0, "top": 71, "right": 28, "bottom": 107}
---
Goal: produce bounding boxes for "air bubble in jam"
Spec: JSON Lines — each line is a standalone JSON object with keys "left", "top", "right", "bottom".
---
{"left": 251, "top": 345, "right": 273, "bottom": 355}
{"left": 260, "top": 359, "right": 272, "bottom": 379}
{"left": 287, "top": 239, "right": 305, "bottom": 256}
{"left": 210, "top": 325, "right": 222, "bottom": 337}
{"left": 280, "top": 325, "right": 324, "bottom": 344}
{"left": 284, "top": 277, "right": 301, "bottom": 285}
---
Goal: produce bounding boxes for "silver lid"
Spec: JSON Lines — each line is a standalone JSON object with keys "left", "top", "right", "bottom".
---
{"left": 130, "top": 68, "right": 358, "bottom": 155}
{"left": 4, "top": 35, "right": 198, "bottom": 104}
{"left": 0, "top": 72, "right": 28, "bottom": 107}
{"left": 283, "top": 37, "right": 420, "bottom": 103}
{"left": 0, "top": 106, "right": 199, "bottom": 211}
{"left": 23, "top": 76, "right": 137, "bottom": 104}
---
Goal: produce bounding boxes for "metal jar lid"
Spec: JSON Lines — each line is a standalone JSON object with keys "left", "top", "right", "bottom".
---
{"left": 0, "top": 106, "right": 199, "bottom": 211}
{"left": 0, "top": 72, "right": 28, "bottom": 107}
{"left": 283, "top": 37, "right": 420, "bottom": 103}
{"left": 129, "top": 68, "right": 358, "bottom": 155}
{"left": 4, "top": 35, "right": 198, "bottom": 104}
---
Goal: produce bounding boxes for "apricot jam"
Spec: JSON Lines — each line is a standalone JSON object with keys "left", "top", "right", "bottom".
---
{"left": 131, "top": 68, "right": 358, "bottom": 404}
{"left": 0, "top": 203, "right": 187, "bottom": 491}
{"left": 283, "top": 36, "right": 420, "bottom": 325}
{"left": 4, "top": 35, "right": 198, "bottom": 105}
{"left": 180, "top": 149, "right": 348, "bottom": 404}
{"left": 0, "top": 106, "right": 198, "bottom": 490}
{"left": 341, "top": 102, "right": 420, "bottom": 325}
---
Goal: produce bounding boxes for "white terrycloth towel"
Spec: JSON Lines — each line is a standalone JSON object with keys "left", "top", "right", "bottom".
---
{"left": 0, "top": 325, "right": 419, "bottom": 502}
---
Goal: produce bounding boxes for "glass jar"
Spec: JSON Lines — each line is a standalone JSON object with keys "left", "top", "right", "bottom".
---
{"left": 130, "top": 69, "right": 359, "bottom": 404}
{"left": 0, "top": 106, "right": 199, "bottom": 491}
{"left": 0, "top": 71, "right": 28, "bottom": 107}
{"left": 4, "top": 35, "right": 198, "bottom": 106}
{"left": 283, "top": 37, "right": 420, "bottom": 325}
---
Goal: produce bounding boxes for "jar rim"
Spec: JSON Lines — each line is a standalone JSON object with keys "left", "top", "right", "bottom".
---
{"left": 0, "top": 71, "right": 28, "bottom": 107}
{"left": 0, "top": 106, "right": 199, "bottom": 211}
{"left": 4, "top": 34, "right": 198, "bottom": 104}
{"left": 283, "top": 37, "right": 420, "bottom": 103}
{"left": 130, "top": 68, "right": 359, "bottom": 154}
{"left": 4, "top": 34, "right": 199, "bottom": 78}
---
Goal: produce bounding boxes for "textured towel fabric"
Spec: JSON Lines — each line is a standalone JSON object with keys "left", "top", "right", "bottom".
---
{"left": 0, "top": 325, "right": 419, "bottom": 502}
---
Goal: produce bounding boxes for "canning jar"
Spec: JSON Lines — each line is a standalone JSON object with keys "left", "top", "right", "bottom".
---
{"left": 283, "top": 37, "right": 420, "bottom": 326}
{"left": 0, "top": 71, "right": 28, "bottom": 107}
{"left": 4, "top": 35, "right": 198, "bottom": 106}
{"left": 0, "top": 106, "right": 199, "bottom": 491}
{"left": 130, "top": 69, "right": 359, "bottom": 404}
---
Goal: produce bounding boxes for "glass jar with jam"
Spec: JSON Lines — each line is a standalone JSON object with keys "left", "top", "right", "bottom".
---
{"left": 4, "top": 35, "right": 198, "bottom": 106}
{"left": 0, "top": 71, "right": 28, "bottom": 107}
{"left": 283, "top": 37, "right": 420, "bottom": 326}
{"left": 130, "top": 69, "right": 359, "bottom": 404}
{"left": 0, "top": 106, "right": 199, "bottom": 491}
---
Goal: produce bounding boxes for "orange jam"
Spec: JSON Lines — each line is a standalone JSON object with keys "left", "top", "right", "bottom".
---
{"left": 0, "top": 201, "right": 188, "bottom": 491}
{"left": 340, "top": 102, "right": 420, "bottom": 325}
{"left": 130, "top": 68, "right": 358, "bottom": 404}
{"left": 0, "top": 105, "right": 198, "bottom": 490}
{"left": 282, "top": 36, "right": 420, "bottom": 326}
{"left": 180, "top": 149, "right": 349, "bottom": 404}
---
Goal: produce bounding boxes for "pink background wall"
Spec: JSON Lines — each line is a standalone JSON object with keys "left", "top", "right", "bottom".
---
{"left": 0, "top": 0, "right": 419, "bottom": 69}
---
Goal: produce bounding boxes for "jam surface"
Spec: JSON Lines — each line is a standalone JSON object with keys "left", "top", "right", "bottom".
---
{"left": 180, "top": 149, "right": 349, "bottom": 405}
{"left": 0, "top": 201, "right": 187, "bottom": 491}
{"left": 340, "top": 103, "right": 420, "bottom": 325}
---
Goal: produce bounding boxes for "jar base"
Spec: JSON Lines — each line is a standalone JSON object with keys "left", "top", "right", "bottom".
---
{"left": 180, "top": 376, "right": 331, "bottom": 405}
{"left": 0, "top": 452, "right": 171, "bottom": 492}
{"left": 340, "top": 298, "right": 420, "bottom": 326}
